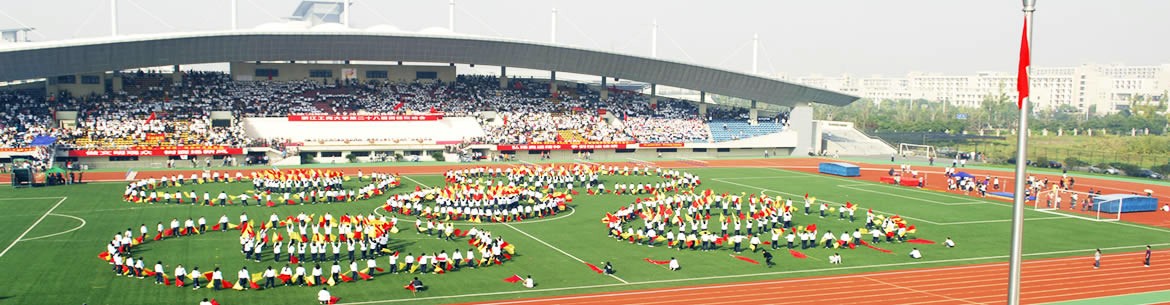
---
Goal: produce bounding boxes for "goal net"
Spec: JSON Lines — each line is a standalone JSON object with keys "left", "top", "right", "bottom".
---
{"left": 1033, "top": 188, "right": 1121, "bottom": 222}
{"left": 898, "top": 143, "right": 937, "bottom": 160}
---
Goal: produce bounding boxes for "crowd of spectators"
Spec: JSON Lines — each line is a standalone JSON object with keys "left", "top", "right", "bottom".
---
{"left": 0, "top": 71, "right": 780, "bottom": 150}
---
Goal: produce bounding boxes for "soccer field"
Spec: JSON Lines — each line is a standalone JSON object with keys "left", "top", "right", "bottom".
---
{"left": 0, "top": 164, "right": 1167, "bottom": 305}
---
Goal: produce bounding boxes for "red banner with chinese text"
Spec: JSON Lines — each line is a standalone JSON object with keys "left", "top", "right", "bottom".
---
{"left": 287, "top": 114, "right": 444, "bottom": 122}
{"left": 496, "top": 144, "right": 628, "bottom": 151}
{"left": 68, "top": 147, "right": 244, "bottom": 157}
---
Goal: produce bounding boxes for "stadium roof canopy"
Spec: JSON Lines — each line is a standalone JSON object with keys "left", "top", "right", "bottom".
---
{"left": 0, "top": 31, "right": 859, "bottom": 107}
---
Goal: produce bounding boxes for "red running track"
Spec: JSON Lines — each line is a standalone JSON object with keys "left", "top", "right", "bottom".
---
{"left": 457, "top": 249, "right": 1170, "bottom": 305}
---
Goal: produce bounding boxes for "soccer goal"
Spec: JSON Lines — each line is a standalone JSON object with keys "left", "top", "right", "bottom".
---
{"left": 898, "top": 143, "right": 937, "bottom": 160}
{"left": 1033, "top": 188, "right": 1122, "bottom": 222}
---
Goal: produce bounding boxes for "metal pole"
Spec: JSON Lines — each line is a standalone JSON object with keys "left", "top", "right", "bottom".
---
{"left": 449, "top": 0, "right": 455, "bottom": 32}
{"left": 550, "top": 8, "right": 557, "bottom": 44}
{"left": 110, "top": 0, "right": 118, "bottom": 36}
{"left": 343, "top": 0, "right": 350, "bottom": 27}
{"left": 651, "top": 19, "right": 658, "bottom": 58}
{"left": 1007, "top": 1, "right": 1035, "bottom": 304}
{"left": 230, "top": 0, "right": 237, "bottom": 30}
{"left": 752, "top": 33, "right": 759, "bottom": 74}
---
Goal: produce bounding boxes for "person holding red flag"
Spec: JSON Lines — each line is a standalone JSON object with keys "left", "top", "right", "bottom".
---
{"left": 318, "top": 287, "right": 332, "bottom": 304}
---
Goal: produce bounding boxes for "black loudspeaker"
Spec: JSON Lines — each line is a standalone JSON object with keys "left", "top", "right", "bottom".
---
{"left": 11, "top": 168, "right": 31, "bottom": 187}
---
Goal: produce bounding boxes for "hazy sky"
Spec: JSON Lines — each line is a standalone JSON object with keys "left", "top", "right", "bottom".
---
{"left": 2, "top": 0, "right": 1167, "bottom": 77}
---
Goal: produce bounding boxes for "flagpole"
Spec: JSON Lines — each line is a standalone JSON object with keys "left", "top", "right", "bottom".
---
{"left": 1007, "top": 1, "right": 1035, "bottom": 304}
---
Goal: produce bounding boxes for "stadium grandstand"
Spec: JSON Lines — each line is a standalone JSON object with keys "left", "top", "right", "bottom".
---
{"left": 0, "top": 0, "right": 873, "bottom": 172}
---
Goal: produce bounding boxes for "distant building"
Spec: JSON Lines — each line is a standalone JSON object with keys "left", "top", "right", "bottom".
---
{"left": 791, "top": 64, "right": 1170, "bottom": 115}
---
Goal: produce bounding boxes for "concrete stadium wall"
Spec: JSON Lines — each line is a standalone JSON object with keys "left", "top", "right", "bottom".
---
{"left": 229, "top": 62, "right": 456, "bottom": 83}
{"left": 500, "top": 147, "right": 793, "bottom": 162}
{"left": 72, "top": 154, "right": 248, "bottom": 170}
{"left": 45, "top": 72, "right": 105, "bottom": 96}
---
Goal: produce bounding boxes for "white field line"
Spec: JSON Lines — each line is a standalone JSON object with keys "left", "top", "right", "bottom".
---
{"left": 0, "top": 196, "right": 73, "bottom": 201}
{"left": 779, "top": 168, "right": 1008, "bottom": 206}
{"left": 939, "top": 216, "right": 1067, "bottom": 225}
{"left": 763, "top": 167, "right": 1170, "bottom": 233}
{"left": 383, "top": 175, "right": 577, "bottom": 225}
{"left": 407, "top": 174, "right": 435, "bottom": 185}
{"left": 626, "top": 158, "right": 655, "bottom": 166}
{"left": 837, "top": 184, "right": 986, "bottom": 206}
{"left": 679, "top": 157, "right": 709, "bottom": 164}
{"left": 574, "top": 159, "right": 602, "bottom": 166}
{"left": 503, "top": 223, "right": 629, "bottom": 284}
{"left": 861, "top": 275, "right": 982, "bottom": 304}
{"left": 714, "top": 176, "right": 810, "bottom": 180}
{"left": 19, "top": 213, "right": 87, "bottom": 241}
{"left": 1031, "top": 289, "right": 1170, "bottom": 305}
{"left": 371, "top": 205, "right": 578, "bottom": 227}
{"left": 710, "top": 177, "right": 942, "bottom": 225}
{"left": 714, "top": 177, "right": 1117, "bottom": 226}
{"left": 0, "top": 196, "right": 68, "bottom": 258}
{"left": 337, "top": 244, "right": 1170, "bottom": 305}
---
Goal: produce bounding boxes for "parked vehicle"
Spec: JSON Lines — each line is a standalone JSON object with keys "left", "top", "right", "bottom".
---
{"left": 1087, "top": 166, "right": 1120, "bottom": 175}
{"left": 1135, "top": 169, "right": 1164, "bottom": 180}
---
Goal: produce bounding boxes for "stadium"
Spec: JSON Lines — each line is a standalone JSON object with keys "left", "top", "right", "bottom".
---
{"left": 1, "top": 1, "right": 1168, "bottom": 305}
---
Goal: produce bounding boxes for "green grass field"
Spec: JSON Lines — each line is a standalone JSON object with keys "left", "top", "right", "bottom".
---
{"left": 1, "top": 166, "right": 1168, "bottom": 305}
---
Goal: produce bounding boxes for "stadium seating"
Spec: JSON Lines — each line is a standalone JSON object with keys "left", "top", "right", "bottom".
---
{"left": 708, "top": 120, "right": 785, "bottom": 142}
{"left": 0, "top": 72, "right": 785, "bottom": 150}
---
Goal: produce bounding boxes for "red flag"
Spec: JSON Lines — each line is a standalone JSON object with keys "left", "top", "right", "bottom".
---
{"left": 643, "top": 258, "right": 671, "bottom": 265}
{"left": 908, "top": 238, "right": 936, "bottom": 244}
{"left": 210, "top": 299, "right": 220, "bottom": 305}
{"left": 340, "top": 274, "right": 354, "bottom": 282}
{"left": 585, "top": 262, "right": 603, "bottom": 274}
{"left": 859, "top": 240, "right": 894, "bottom": 253}
{"left": 277, "top": 274, "right": 291, "bottom": 284}
{"left": 211, "top": 224, "right": 221, "bottom": 231}
{"left": 503, "top": 274, "right": 523, "bottom": 283}
{"left": 176, "top": 277, "right": 184, "bottom": 287}
{"left": 329, "top": 296, "right": 340, "bottom": 305}
{"left": 393, "top": 102, "right": 404, "bottom": 111}
{"left": 1017, "top": 17, "right": 1030, "bottom": 109}
{"left": 732, "top": 255, "right": 759, "bottom": 264}
{"left": 404, "top": 284, "right": 416, "bottom": 292}
{"left": 145, "top": 112, "right": 156, "bottom": 124}
{"left": 788, "top": 249, "right": 808, "bottom": 259}
{"left": 291, "top": 255, "right": 299, "bottom": 264}
{"left": 249, "top": 281, "right": 260, "bottom": 290}
{"left": 358, "top": 272, "right": 372, "bottom": 280}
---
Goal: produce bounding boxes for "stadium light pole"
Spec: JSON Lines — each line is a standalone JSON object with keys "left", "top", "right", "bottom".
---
{"left": 752, "top": 33, "right": 759, "bottom": 75}
{"left": 343, "top": 0, "right": 350, "bottom": 27}
{"left": 1007, "top": 0, "right": 1035, "bottom": 304}
{"left": 230, "top": 0, "right": 237, "bottom": 30}
{"left": 651, "top": 19, "right": 657, "bottom": 58}
{"left": 110, "top": 0, "right": 118, "bottom": 36}
{"left": 550, "top": 8, "right": 557, "bottom": 44}
{"left": 448, "top": 0, "right": 455, "bottom": 32}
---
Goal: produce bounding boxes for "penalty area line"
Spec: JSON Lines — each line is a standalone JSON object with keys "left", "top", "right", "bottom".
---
{"left": 0, "top": 197, "right": 68, "bottom": 258}
{"left": 503, "top": 223, "right": 629, "bottom": 284}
